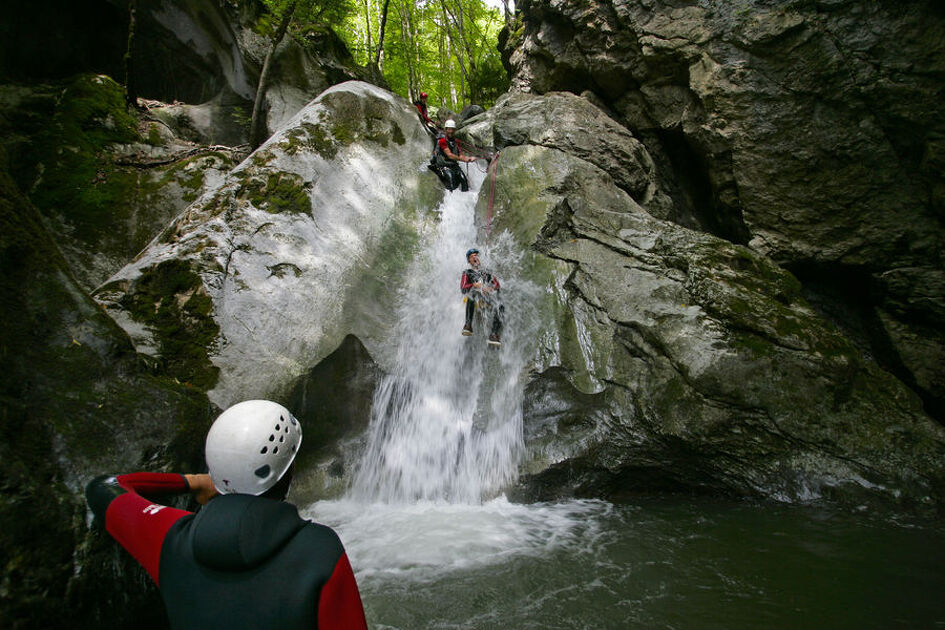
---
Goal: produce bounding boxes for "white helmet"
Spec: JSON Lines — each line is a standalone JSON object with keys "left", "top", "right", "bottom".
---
{"left": 205, "top": 400, "right": 302, "bottom": 495}
{"left": 444, "top": 119, "right": 456, "bottom": 129}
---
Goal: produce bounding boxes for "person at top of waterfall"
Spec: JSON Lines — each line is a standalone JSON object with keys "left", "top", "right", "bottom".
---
{"left": 85, "top": 400, "right": 368, "bottom": 630}
{"left": 461, "top": 247, "right": 504, "bottom": 346}
{"left": 433, "top": 119, "right": 476, "bottom": 192}
{"left": 413, "top": 91, "right": 437, "bottom": 135}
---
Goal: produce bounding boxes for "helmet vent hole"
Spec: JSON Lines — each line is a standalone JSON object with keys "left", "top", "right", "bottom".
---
{"left": 292, "top": 444, "right": 297, "bottom": 452}
{"left": 254, "top": 464, "right": 271, "bottom": 479}
{"left": 275, "top": 424, "right": 281, "bottom": 431}
{"left": 260, "top": 446, "right": 268, "bottom": 454}
{"left": 273, "top": 446, "right": 279, "bottom": 454}
{"left": 279, "top": 435, "right": 285, "bottom": 443}
{"left": 269, "top": 434, "right": 275, "bottom": 442}
{"left": 284, "top": 426, "right": 289, "bottom": 433}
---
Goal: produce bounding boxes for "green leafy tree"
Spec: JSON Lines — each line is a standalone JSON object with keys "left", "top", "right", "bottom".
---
{"left": 341, "top": 0, "right": 509, "bottom": 113}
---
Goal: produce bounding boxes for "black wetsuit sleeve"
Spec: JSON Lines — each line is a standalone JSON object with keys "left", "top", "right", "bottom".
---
{"left": 86, "top": 474, "right": 125, "bottom": 523}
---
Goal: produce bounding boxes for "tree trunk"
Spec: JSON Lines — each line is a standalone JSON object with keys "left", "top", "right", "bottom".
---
{"left": 123, "top": 0, "right": 138, "bottom": 108}
{"left": 440, "top": 0, "right": 470, "bottom": 102}
{"left": 397, "top": 0, "right": 417, "bottom": 98}
{"left": 363, "top": 0, "right": 374, "bottom": 62}
{"left": 249, "top": 3, "right": 297, "bottom": 150}
{"left": 374, "top": 0, "right": 391, "bottom": 69}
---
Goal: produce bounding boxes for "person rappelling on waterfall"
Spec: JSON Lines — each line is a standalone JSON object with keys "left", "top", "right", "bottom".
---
{"left": 430, "top": 119, "right": 476, "bottom": 192}
{"left": 413, "top": 91, "right": 437, "bottom": 136}
{"left": 461, "top": 247, "right": 504, "bottom": 346}
{"left": 85, "top": 400, "right": 368, "bottom": 630}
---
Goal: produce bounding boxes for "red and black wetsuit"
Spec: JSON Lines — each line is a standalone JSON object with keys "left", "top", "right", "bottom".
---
{"left": 86, "top": 473, "right": 367, "bottom": 630}
{"left": 433, "top": 134, "right": 469, "bottom": 192}
{"left": 461, "top": 268, "right": 504, "bottom": 335}
{"left": 414, "top": 100, "right": 432, "bottom": 124}
{"left": 414, "top": 100, "right": 437, "bottom": 137}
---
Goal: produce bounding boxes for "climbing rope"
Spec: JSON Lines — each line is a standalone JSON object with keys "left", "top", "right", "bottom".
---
{"left": 484, "top": 150, "right": 501, "bottom": 239}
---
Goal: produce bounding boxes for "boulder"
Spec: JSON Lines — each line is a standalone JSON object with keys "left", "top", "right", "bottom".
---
{"left": 481, "top": 138, "right": 945, "bottom": 514}
{"left": 505, "top": 0, "right": 945, "bottom": 423}
{"left": 95, "top": 81, "right": 444, "bottom": 409}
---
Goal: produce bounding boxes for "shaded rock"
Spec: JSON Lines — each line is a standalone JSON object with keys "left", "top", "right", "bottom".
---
{"left": 286, "top": 334, "right": 379, "bottom": 502}
{"left": 0, "top": 75, "right": 241, "bottom": 291}
{"left": 147, "top": 97, "right": 251, "bottom": 147}
{"left": 0, "top": 0, "right": 127, "bottom": 82}
{"left": 0, "top": 147, "right": 214, "bottom": 629}
{"left": 261, "top": 27, "right": 376, "bottom": 135}
{"left": 135, "top": 0, "right": 256, "bottom": 105}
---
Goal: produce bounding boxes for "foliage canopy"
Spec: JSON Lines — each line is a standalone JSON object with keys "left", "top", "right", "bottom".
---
{"left": 264, "top": 0, "right": 511, "bottom": 115}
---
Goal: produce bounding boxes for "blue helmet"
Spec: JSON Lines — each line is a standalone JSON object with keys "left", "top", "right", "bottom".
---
{"left": 465, "top": 248, "right": 479, "bottom": 260}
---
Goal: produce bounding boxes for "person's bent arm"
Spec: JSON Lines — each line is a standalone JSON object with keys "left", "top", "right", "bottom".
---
{"left": 86, "top": 472, "right": 202, "bottom": 584}
{"left": 439, "top": 137, "right": 474, "bottom": 163}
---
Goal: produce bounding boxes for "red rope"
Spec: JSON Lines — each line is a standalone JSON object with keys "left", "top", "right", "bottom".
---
{"left": 485, "top": 151, "right": 501, "bottom": 239}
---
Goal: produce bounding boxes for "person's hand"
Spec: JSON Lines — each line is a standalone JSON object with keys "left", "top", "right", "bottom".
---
{"left": 473, "top": 281, "right": 482, "bottom": 289}
{"left": 482, "top": 285, "right": 493, "bottom": 294}
{"left": 466, "top": 156, "right": 475, "bottom": 163}
{"left": 184, "top": 474, "right": 220, "bottom": 505}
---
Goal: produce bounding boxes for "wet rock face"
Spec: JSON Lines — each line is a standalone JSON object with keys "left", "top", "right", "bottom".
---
{"left": 505, "top": 0, "right": 945, "bottom": 422}
{"left": 470, "top": 91, "right": 945, "bottom": 513}
{"left": 0, "top": 150, "right": 214, "bottom": 629}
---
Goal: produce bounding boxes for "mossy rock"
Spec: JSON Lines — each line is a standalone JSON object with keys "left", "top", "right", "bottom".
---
{"left": 1, "top": 152, "right": 215, "bottom": 628}
{"left": 237, "top": 170, "right": 313, "bottom": 215}
{"left": 119, "top": 259, "right": 220, "bottom": 391}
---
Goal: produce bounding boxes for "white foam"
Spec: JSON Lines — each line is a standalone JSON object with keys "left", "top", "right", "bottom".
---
{"left": 302, "top": 496, "right": 612, "bottom": 581}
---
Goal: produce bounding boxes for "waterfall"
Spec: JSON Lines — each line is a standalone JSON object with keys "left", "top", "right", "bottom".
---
{"left": 349, "top": 166, "right": 527, "bottom": 504}
{"left": 303, "top": 164, "right": 604, "bottom": 591}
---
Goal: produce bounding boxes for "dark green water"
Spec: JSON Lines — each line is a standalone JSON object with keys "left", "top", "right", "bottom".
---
{"left": 314, "top": 498, "right": 945, "bottom": 629}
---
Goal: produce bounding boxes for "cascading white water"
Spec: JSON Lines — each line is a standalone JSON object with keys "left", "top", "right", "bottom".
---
{"left": 349, "top": 166, "right": 527, "bottom": 504}
{"left": 303, "top": 162, "right": 601, "bottom": 604}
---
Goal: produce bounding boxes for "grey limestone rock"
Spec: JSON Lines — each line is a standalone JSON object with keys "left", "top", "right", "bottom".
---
{"left": 505, "top": 0, "right": 945, "bottom": 432}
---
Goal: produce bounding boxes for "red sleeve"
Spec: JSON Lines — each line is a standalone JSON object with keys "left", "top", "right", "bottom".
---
{"left": 317, "top": 553, "right": 367, "bottom": 630}
{"left": 491, "top": 275, "right": 500, "bottom": 290}
{"left": 438, "top": 137, "right": 449, "bottom": 151}
{"left": 105, "top": 473, "right": 192, "bottom": 585}
{"left": 461, "top": 271, "right": 474, "bottom": 292}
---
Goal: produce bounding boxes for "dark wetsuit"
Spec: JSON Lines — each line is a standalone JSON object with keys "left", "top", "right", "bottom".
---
{"left": 414, "top": 101, "right": 436, "bottom": 135}
{"left": 432, "top": 134, "right": 469, "bottom": 192}
{"left": 461, "top": 267, "right": 504, "bottom": 335}
{"left": 86, "top": 473, "right": 367, "bottom": 630}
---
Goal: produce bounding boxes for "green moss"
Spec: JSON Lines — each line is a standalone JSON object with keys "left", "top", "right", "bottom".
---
{"left": 11, "top": 75, "right": 142, "bottom": 249}
{"left": 238, "top": 171, "right": 312, "bottom": 215}
{"left": 251, "top": 151, "right": 276, "bottom": 168}
{"left": 146, "top": 123, "right": 163, "bottom": 146}
{"left": 119, "top": 260, "right": 220, "bottom": 390}
{"left": 156, "top": 152, "right": 232, "bottom": 203}
{"left": 279, "top": 123, "right": 339, "bottom": 159}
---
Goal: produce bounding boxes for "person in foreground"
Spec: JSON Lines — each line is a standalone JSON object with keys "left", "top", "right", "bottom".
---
{"left": 460, "top": 247, "right": 504, "bottom": 346}
{"left": 85, "top": 400, "right": 367, "bottom": 630}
